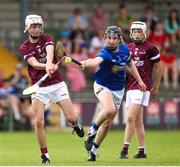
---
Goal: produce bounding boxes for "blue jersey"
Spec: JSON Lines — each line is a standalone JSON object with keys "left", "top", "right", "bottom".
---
{"left": 94, "top": 44, "right": 131, "bottom": 90}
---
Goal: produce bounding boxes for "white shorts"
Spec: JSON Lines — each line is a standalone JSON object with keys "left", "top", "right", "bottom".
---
{"left": 94, "top": 82, "right": 124, "bottom": 111}
{"left": 31, "top": 81, "right": 70, "bottom": 105}
{"left": 126, "top": 90, "right": 150, "bottom": 107}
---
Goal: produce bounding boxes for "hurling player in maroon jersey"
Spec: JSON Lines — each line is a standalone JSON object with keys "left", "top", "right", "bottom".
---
{"left": 119, "top": 21, "right": 162, "bottom": 159}
{"left": 19, "top": 15, "right": 84, "bottom": 164}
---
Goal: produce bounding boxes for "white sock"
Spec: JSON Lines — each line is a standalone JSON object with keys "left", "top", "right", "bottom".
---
{"left": 14, "top": 112, "right": 21, "bottom": 120}
{"left": 91, "top": 145, "right": 96, "bottom": 154}
{"left": 89, "top": 127, "right": 97, "bottom": 136}
{"left": 44, "top": 153, "right": 50, "bottom": 159}
{"left": 124, "top": 142, "right": 130, "bottom": 145}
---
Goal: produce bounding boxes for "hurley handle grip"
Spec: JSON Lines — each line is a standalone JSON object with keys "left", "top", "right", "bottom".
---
{"left": 71, "top": 57, "right": 82, "bottom": 66}
{"left": 35, "top": 73, "right": 48, "bottom": 85}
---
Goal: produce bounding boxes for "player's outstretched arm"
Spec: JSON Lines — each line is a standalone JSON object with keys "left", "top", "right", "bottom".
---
{"left": 80, "top": 57, "right": 103, "bottom": 69}
{"left": 127, "top": 61, "right": 146, "bottom": 91}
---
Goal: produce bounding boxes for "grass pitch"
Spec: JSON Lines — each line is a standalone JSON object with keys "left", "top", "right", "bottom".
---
{"left": 0, "top": 130, "right": 180, "bottom": 166}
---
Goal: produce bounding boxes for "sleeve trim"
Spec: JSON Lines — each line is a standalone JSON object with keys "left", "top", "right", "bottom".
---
{"left": 150, "top": 53, "right": 160, "bottom": 60}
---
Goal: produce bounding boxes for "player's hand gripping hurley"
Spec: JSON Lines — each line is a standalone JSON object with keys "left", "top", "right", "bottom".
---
{"left": 23, "top": 44, "right": 81, "bottom": 96}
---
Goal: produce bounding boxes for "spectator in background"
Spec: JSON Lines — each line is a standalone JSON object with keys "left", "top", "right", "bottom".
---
{"left": 89, "top": 4, "right": 108, "bottom": 37}
{"left": 0, "top": 70, "right": 7, "bottom": 121}
{"left": 160, "top": 47, "right": 178, "bottom": 89}
{"left": 113, "top": 4, "right": 133, "bottom": 43}
{"left": 69, "top": 7, "right": 88, "bottom": 40}
{"left": 56, "top": 31, "right": 72, "bottom": 54}
{"left": 66, "top": 31, "right": 87, "bottom": 92}
{"left": 148, "top": 20, "right": 170, "bottom": 52}
{"left": 8, "top": 63, "right": 34, "bottom": 127}
{"left": 164, "top": 8, "right": 180, "bottom": 45}
{"left": 88, "top": 30, "right": 105, "bottom": 74}
{"left": 139, "top": 6, "right": 159, "bottom": 34}
{"left": 71, "top": 30, "right": 88, "bottom": 55}
{"left": 0, "top": 70, "right": 4, "bottom": 88}
{"left": 0, "top": 78, "right": 11, "bottom": 130}
{"left": 89, "top": 30, "right": 104, "bottom": 53}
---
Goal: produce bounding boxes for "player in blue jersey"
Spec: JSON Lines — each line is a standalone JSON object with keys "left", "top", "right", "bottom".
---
{"left": 80, "top": 26, "right": 146, "bottom": 161}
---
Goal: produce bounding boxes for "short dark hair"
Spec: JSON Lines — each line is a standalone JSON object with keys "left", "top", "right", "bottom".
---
{"left": 119, "top": 4, "right": 126, "bottom": 9}
{"left": 104, "top": 26, "right": 122, "bottom": 39}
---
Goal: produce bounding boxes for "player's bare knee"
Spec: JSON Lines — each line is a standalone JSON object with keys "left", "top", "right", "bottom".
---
{"left": 135, "top": 120, "right": 143, "bottom": 128}
{"left": 35, "top": 118, "right": 44, "bottom": 129}
{"left": 127, "top": 116, "right": 135, "bottom": 124}
{"left": 104, "top": 106, "right": 116, "bottom": 117}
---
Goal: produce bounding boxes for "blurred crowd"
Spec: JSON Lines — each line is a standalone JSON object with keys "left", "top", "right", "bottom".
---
{"left": 0, "top": 63, "right": 51, "bottom": 130}
{"left": 0, "top": 64, "right": 33, "bottom": 130}
{"left": 0, "top": 2, "right": 180, "bottom": 130}
{"left": 57, "top": 3, "right": 180, "bottom": 91}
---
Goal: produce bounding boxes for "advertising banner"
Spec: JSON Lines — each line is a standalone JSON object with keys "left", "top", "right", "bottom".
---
{"left": 146, "top": 101, "right": 161, "bottom": 126}
{"left": 163, "top": 99, "right": 178, "bottom": 127}
{"left": 60, "top": 99, "right": 180, "bottom": 129}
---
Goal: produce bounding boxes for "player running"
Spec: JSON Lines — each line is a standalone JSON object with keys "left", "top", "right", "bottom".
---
{"left": 80, "top": 26, "right": 146, "bottom": 161}
{"left": 119, "top": 21, "right": 162, "bottom": 159}
{"left": 19, "top": 14, "right": 84, "bottom": 164}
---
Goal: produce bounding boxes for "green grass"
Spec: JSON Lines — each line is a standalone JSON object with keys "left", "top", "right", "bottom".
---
{"left": 0, "top": 130, "right": 180, "bottom": 166}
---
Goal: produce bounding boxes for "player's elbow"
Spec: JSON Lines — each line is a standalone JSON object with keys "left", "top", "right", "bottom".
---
{"left": 92, "top": 59, "right": 102, "bottom": 67}
{"left": 93, "top": 61, "right": 100, "bottom": 67}
{"left": 127, "top": 115, "right": 136, "bottom": 124}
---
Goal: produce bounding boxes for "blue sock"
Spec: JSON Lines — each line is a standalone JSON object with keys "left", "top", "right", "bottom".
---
{"left": 92, "top": 123, "right": 99, "bottom": 130}
{"left": 93, "top": 142, "right": 100, "bottom": 149}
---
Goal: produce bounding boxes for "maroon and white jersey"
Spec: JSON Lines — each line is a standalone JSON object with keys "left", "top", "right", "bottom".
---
{"left": 19, "top": 34, "right": 63, "bottom": 87}
{"left": 127, "top": 40, "right": 160, "bottom": 91}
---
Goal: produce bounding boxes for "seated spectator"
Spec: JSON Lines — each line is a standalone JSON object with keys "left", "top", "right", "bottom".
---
{"left": 65, "top": 31, "right": 87, "bottom": 92}
{"left": 0, "top": 78, "right": 10, "bottom": 130}
{"left": 89, "top": 4, "right": 108, "bottom": 37}
{"left": 71, "top": 31, "right": 88, "bottom": 55}
{"left": 160, "top": 47, "right": 178, "bottom": 89}
{"left": 177, "top": 58, "right": 180, "bottom": 81}
{"left": 148, "top": 20, "right": 170, "bottom": 52}
{"left": 69, "top": 7, "right": 88, "bottom": 40}
{"left": 0, "top": 69, "right": 4, "bottom": 88}
{"left": 139, "top": 6, "right": 159, "bottom": 34}
{"left": 88, "top": 30, "right": 104, "bottom": 73}
{"left": 164, "top": 8, "right": 180, "bottom": 45}
{"left": 8, "top": 63, "right": 34, "bottom": 128}
{"left": 113, "top": 4, "right": 133, "bottom": 43}
{"left": 56, "top": 31, "right": 72, "bottom": 55}
{"left": 0, "top": 70, "right": 9, "bottom": 126}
